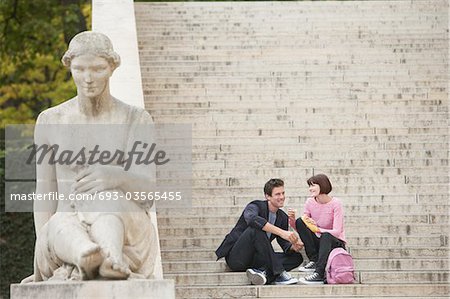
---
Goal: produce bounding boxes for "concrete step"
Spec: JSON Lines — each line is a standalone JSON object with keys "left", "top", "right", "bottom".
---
{"left": 191, "top": 157, "right": 448, "bottom": 170}
{"left": 184, "top": 184, "right": 448, "bottom": 198}
{"left": 188, "top": 167, "right": 448, "bottom": 181}
{"left": 157, "top": 223, "right": 449, "bottom": 238}
{"left": 174, "top": 284, "right": 449, "bottom": 299}
{"left": 360, "top": 271, "right": 449, "bottom": 284}
{"left": 161, "top": 247, "right": 450, "bottom": 261}
{"left": 136, "top": 18, "right": 446, "bottom": 28}
{"left": 190, "top": 143, "right": 447, "bottom": 154}
{"left": 190, "top": 150, "right": 449, "bottom": 161}
{"left": 162, "top": 258, "right": 449, "bottom": 273}
{"left": 188, "top": 170, "right": 448, "bottom": 184}
{"left": 141, "top": 75, "right": 446, "bottom": 85}
{"left": 137, "top": 20, "right": 446, "bottom": 30}
{"left": 165, "top": 271, "right": 449, "bottom": 286}
{"left": 149, "top": 107, "right": 448, "bottom": 120}
{"left": 152, "top": 115, "right": 448, "bottom": 130}
{"left": 157, "top": 204, "right": 449, "bottom": 217}
{"left": 158, "top": 235, "right": 447, "bottom": 249}
{"left": 181, "top": 117, "right": 449, "bottom": 129}
{"left": 187, "top": 193, "right": 449, "bottom": 206}
{"left": 191, "top": 158, "right": 449, "bottom": 170}
{"left": 189, "top": 128, "right": 431, "bottom": 139}
{"left": 156, "top": 214, "right": 448, "bottom": 227}
{"left": 186, "top": 172, "right": 449, "bottom": 186}
{"left": 185, "top": 133, "right": 447, "bottom": 146}
{"left": 143, "top": 85, "right": 447, "bottom": 96}
{"left": 141, "top": 40, "right": 446, "bottom": 51}
{"left": 136, "top": 17, "right": 445, "bottom": 26}
{"left": 153, "top": 116, "right": 445, "bottom": 129}
{"left": 140, "top": 68, "right": 445, "bottom": 78}
{"left": 155, "top": 225, "right": 448, "bottom": 240}
{"left": 142, "top": 81, "right": 446, "bottom": 92}
{"left": 186, "top": 176, "right": 448, "bottom": 189}
{"left": 139, "top": 62, "right": 446, "bottom": 71}
{"left": 186, "top": 184, "right": 450, "bottom": 197}
{"left": 137, "top": 42, "right": 445, "bottom": 52}
{"left": 151, "top": 94, "right": 445, "bottom": 106}
{"left": 147, "top": 98, "right": 442, "bottom": 109}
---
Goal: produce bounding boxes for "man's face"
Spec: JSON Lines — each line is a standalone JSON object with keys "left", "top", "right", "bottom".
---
{"left": 266, "top": 186, "right": 285, "bottom": 210}
{"left": 71, "top": 54, "right": 112, "bottom": 99}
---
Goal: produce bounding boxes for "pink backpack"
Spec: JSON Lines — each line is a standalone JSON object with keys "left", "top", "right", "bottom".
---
{"left": 325, "top": 248, "right": 356, "bottom": 284}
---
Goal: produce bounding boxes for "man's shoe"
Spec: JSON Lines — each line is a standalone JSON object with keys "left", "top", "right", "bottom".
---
{"left": 298, "top": 272, "right": 324, "bottom": 285}
{"left": 246, "top": 268, "right": 267, "bottom": 285}
{"left": 273, "top": 271, "right": 298, "bottom": 285}
{"left": 298, "top": 261, "right": 316, "bottom": 272}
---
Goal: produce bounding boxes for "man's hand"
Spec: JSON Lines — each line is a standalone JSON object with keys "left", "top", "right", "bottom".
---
{"left": 281, "top": 230, "right": 299, "bottom": 244}
{"left": 262, "top": 222, "right": 303, "bottom": 248}
{"left": 290, "top": 240, "right": 304, "bottom": 252}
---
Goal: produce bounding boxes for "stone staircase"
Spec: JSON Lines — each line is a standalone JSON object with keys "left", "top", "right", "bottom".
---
{"left": 134, "top": 1, "right": 449, "bottom": 298}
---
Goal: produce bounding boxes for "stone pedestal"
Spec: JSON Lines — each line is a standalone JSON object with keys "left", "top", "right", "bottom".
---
{"left": 11, "top": 279, "right": 175, "bottom": 299}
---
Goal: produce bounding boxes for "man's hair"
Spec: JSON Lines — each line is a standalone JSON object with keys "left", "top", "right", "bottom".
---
{"left": 264, "top": 178, "right": 284, "bottom": 196}
{"left": 307, "top": 174, "right": 332, "bottom": 194}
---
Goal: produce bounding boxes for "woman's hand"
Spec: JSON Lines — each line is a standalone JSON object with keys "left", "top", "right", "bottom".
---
{"left": 302, "top": 215, "right": 317, "bottom": 226}
{"left": 72, "top": 165, "right": 125, "bottom": 194}
{"left": 301, "top": 215, "right": 320, "bottom": 233}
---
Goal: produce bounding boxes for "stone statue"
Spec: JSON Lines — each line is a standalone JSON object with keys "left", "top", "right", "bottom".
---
{"left": 22, "top": 31, "right": 158, "bottom": 282}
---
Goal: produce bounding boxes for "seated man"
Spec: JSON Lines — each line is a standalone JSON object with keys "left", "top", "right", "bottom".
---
{"left": 215, "top": 178, "right": 303, "bottom": 285}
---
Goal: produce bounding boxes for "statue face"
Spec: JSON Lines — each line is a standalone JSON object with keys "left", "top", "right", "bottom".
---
{"left": 70, "top": 54, "right": 113, "bottom": 99}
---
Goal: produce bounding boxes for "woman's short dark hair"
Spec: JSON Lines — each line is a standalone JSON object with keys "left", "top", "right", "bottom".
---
{"left": 307, "top": 174, "right": 332, "bottom": 194}
{"left": 264, "top": 178, "right": 284, "bottom": 196}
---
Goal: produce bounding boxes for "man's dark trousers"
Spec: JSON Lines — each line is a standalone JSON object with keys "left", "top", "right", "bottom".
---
{"left": 225, "top": 227, "right": 303, "bottom": 283}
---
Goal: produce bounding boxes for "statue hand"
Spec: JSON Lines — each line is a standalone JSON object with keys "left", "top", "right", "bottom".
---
{"left": 72, "top": 165, "right": 125, "bottom": 194}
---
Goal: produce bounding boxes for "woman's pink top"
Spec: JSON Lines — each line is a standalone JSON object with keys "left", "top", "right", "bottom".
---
{"left": 289, "top": 197, "right": 346, "bottom": 243}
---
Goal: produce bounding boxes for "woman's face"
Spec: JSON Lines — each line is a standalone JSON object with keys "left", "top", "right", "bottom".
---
{"left": 71, "top": 54, "right": 112, "bottom": 99}
{"left": 308, "top": 183, "right": 320, "bottom": 197}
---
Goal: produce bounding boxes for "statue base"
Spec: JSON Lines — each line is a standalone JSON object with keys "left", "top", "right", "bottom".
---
{"left": 11, "top": 279, "right": 175, "bottom": 299}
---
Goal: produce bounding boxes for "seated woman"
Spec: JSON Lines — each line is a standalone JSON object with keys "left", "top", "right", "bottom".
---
{"left": 288, "top": 174, "right": 347, "bottom": 284}
{"left": 23, "top": 31, "right": 158, "bottom": 282}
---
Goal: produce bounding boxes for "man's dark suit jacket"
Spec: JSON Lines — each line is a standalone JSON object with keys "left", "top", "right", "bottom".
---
{"left": 215, "top": 200, "right": 292, "bottom": 260}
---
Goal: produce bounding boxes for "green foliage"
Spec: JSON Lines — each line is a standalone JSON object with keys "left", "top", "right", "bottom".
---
{"left": 1, "top": 127, "right": 35, "bottom": 299}
{"left": 0, "top": 0, "right": 91, "bottom": 127}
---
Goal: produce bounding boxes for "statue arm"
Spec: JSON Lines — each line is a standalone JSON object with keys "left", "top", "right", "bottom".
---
{"left": 117, "top": 109, "right": 156, "bottom": 198}
{"left": 33, "top": 113, "right": 58, "bottom": 237}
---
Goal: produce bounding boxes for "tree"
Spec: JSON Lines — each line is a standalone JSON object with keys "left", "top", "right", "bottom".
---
{"left": 0, "top": 0, "right": 90, "bottom": 127}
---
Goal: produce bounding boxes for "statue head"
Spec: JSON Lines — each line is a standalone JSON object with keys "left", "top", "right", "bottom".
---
{"left": 62, "top": 31, "right": 121, "bottom": 71}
